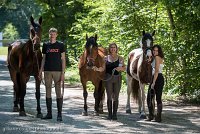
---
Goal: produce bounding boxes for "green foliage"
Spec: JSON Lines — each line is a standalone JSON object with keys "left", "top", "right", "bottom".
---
{"left": 2, "top": 23, "right": 19, "bottom": 40}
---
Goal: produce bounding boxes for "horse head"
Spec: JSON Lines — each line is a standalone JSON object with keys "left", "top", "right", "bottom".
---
{"left": 141, "top": 30, "right": 155, "bottom": 62}
{"left": 85, "top": 34, "right": 98, "bottom": 67}
{"left": 30, "top": 16, "right": 42, "bottom": 51}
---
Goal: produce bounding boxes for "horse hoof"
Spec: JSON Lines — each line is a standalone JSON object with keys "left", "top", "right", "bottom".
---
{"left": 13, "top": 107, "right": 19, "bottom": 112}
{"left": 93, "top": 111, "right": 99, "bottom": 116}
{"left": 36, "top": 113, "right": 43, "bottom": 118}
{"left": 82, "top": 111, "right": 88, "bottom": 116}
{"left": 99, "top": 109, "right": 103, "bottom": 114}
{"left": 19, "top": 111, "right": 26, "bottom": 116}
{"left": 126, "top": 109, "right": 131, "bottom": 114}
{"left": 139, "top": 114, "right": 146, "bottom": 119}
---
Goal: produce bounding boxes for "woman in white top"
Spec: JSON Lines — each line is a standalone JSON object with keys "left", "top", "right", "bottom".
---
{"left": 146, "top": 44, "right": 164, "bottom": 122}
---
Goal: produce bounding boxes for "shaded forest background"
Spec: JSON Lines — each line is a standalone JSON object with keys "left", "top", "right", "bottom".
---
{"left": 0, "top": 0, "right": 199, "bottom": 102}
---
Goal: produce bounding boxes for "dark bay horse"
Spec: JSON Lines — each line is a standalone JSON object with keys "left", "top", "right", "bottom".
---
{"left": 78, "top": 34, "right": 106, "bottom": 116}
{"left": 126, "top": 30, "right": 155, "bottom": 119}
{"left": 7, "top": 16, "right": 43, "bottom": 117}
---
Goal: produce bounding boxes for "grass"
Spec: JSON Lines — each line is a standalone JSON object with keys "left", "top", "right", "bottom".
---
{"left": 0, "top": 47, "right": 8, "bottom": 55}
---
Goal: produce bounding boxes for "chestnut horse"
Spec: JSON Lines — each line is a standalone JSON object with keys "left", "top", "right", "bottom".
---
{"left": 78, "top": 34, "right": 106, "bottom": 116}
{"left": 7, "top": 16, "right": 43, "bottom": 117}
{"left": 126, "top": 30, "right": 155, "bottom": 119}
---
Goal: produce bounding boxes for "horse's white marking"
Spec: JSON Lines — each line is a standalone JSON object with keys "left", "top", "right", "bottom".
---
{"left": 129, "top": 48, "right": 143, "bottom": 80}
{"left": 146, "top": 39, "right": 151, "bottom": 47}
{"left": 146, "top": 49, "right": 152, "bottom": 57}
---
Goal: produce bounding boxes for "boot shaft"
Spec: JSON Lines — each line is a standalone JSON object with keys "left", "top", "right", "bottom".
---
{"left": 155, "top": 103, "right": 162, "bottom": 122}
{"left": 41, "top": 98, "right": 52, "bottom": 119}
{"left": 46, "top": 98, "right": 52, "bottom": 113}
{"left": 107, "top": 100, "right": 112, "bottom": 120}
{"left": 57, "top": 98, "right": 63, "bottom": 121}
{"left": 112, "top": 100, "right": 118, "bottom": 120}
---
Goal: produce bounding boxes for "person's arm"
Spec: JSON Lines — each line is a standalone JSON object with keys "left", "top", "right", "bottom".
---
{"left": 60, "top": 52, "right": 66, "bottom": 81}
{"left": 151, "top": 56, "right": 160, "bottom": 89}
{"left": 38, "top": 54, "right": 46, "bottom": 80}
{"left": 116, "top": 56, "right": 126, "bottom": 72}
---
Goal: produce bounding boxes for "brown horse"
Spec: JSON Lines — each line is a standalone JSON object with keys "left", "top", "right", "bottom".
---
{"left": 126, "top": 30, "right": 155, "bottom": 119}
{"left": 7, "top": 16, "right": 43, "bottom": 117}
{"left": 78, "top": 34, "right": 106, "bottom": 116}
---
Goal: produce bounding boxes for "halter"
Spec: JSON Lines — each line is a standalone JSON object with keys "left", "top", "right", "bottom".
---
{"left": 30, "top": 34, "right": 41, "bottom": 53}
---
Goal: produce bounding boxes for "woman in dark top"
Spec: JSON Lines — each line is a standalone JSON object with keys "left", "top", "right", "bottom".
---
{"left": 105, "top": 43, "right": 126, "bottom": 120}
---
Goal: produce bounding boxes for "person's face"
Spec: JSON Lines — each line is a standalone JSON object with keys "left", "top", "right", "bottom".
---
{"left": 153, "top": 47, "right": 159, "bottom": 56}
{"left": 110, "top": 45, "right": 117, "bottom": 54}
{"left": 49, "top": 31, "right": 57, "bottom": 41}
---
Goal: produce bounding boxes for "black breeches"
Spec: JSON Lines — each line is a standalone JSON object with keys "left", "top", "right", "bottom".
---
{"left": 147, "top": 73, "right": 164, "bottom": 106}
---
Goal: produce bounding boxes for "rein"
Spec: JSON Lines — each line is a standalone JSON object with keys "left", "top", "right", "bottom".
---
{"left": 87, "top": 66, "right": 117, "bottom": 82}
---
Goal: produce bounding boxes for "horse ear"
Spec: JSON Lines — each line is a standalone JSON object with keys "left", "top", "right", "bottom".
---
{"left": 152, "top": 30, "right": 155, "bottom": 36}
{"left": 142, "top": 30, "right": 145, "bottom": 36}
{"left": 95, "top": 34, "right": 97, "bottom": 41}
{"left": 39, "top": 16, "right": 42, "bottom": 25}
{"left": 86, "top": 34, "right": 88, "bottom": 40}
{"left": 30, "top": 16, "right": 34, "bottom": 25}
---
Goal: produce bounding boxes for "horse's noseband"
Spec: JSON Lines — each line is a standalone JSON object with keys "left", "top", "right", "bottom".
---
{"left": 87, "top": 57, "right": 96, "bottom": 68}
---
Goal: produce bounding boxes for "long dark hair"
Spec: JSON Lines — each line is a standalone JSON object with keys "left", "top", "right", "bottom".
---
{"left": 152, "top": 44, "right": 164, "bottom": 59}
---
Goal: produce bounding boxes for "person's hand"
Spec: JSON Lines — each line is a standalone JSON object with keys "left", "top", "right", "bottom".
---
{"left": 97, "top": 67, "right": 104, "bottom": 72}
{"left": 92, "top": 66, "right": 98, "bottom": 71}
{"left": 92, "top": 66, "right": 104, "bottom": 72}
{"left": 151, "top": 82, "right": 155, "bottom": 89}
{"left": 115, "top": 67, "right": 122, "bottom": 72}
{"left": 60, "top": 73, "right": 65, "bottom": 82}
{"left": 38, "top": 70, "right": 42, "bottom": 80}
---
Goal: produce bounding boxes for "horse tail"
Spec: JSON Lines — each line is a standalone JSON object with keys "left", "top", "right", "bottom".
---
{"left": 126, "top": 56, "right": 131, "bottom": 76}
{"left": 15, "top": 72, "right": 21, "bottom": 96}
{"left": 131, "top": 78, "right": 139, "bottom": 102}
{"left": 7, "top": 44, "right": 12, "bottom": 65}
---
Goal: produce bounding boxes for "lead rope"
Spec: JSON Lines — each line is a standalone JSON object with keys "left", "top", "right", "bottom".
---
{"left": 96, "top": 68, "right": 116, "bottom": 82}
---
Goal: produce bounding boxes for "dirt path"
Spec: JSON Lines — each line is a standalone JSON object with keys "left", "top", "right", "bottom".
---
{"left": 0, "top": 55, "right": 200, "bottom": 134}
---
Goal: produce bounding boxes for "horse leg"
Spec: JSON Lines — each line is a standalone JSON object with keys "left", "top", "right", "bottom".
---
{"left": 126, "top": 75, "right": 132, "bottom": 113}
{"left": 98, "top": 80, "right": 105, "bottom": 114}
{"left": 82, "top": 83, "right": 88, "bottom": 116}
{"left": 93, "top": 85, "right": 100, "bottom": 116}
{"left": 13, "top": 85, "right": 19, "bottom": 112}
{"left": 8, "top": 68, "right": 19, "bottom": 112}
{"left": 18, "top": 73, "right": 27, "bottom": 116}
{"left": 139, "top": 83, "right": 146, "bottom": 119}
{"left": 34, "top": 75, "right": 43, "bottom": 118}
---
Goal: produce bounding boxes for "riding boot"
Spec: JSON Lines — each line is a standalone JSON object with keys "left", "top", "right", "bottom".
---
{"left": 155, "top": 103, "right": 162, "bottom": 122}
{"left": 145, "top": 106, "right": 154, "bottom": 121}
{"left": 145, "top": 88, "right": 155, "bottom": 121}
{"left": 107, "top": 100, "right": 112, "bottom": 120}
{"left": 112, "top": 100, "right": 118, "bottom": 120}
{"left": 42, "top": 98, "right": 52, "bottom": 119}
{"left": 57, "top": 98, "right": 63, "bottom": 121}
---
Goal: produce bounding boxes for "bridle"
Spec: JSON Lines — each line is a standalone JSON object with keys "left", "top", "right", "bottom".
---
{"left": 142, "top": 46, "right": 153, "bottom": 64}
{"left": 86, "top": 44, "right": 98, "bottom": 68}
